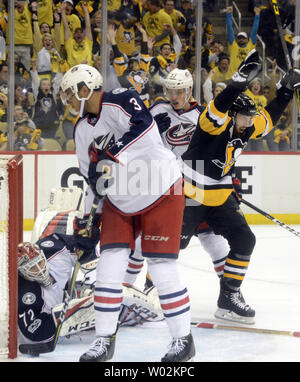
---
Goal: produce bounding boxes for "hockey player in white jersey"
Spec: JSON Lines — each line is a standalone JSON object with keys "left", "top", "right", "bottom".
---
{"left": 60, "top": 64, "right": 195, "bottom": 362}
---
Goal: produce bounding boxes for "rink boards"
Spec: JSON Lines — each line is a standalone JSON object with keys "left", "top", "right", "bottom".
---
{"left": 13, "top": 151, "right": 300, "bottom": 229}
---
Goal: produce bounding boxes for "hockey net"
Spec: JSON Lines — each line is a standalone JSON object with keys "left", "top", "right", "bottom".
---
{"left": 0, "top": 155, "right": 23, "bottom": 359}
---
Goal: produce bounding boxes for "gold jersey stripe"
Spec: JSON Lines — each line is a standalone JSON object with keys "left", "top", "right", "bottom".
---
{"left": 184, "top": 181, "right": 232, "bottom": 206}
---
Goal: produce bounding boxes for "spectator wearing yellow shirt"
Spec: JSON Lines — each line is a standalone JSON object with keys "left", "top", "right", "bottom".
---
{"left": 225, "top": 6, "right": 261, "bottom": 76}
{"left": 58, "top": 0, "right": 81, "bottom": 50}
{"left": 211, "top": 53, "right": 232, "bottom": 85}
{"left": 31, "top": 2, "right": 61, "bottom": 55}
{"left": 8, "top": 1, "right": 34, "bottom": 71}
{"left": 36, "top": 0, "right": 54, "bottom": 28}
{"left": 163, "top": 0, "right": 186, "bottom": 32}
{"left": 244, "top": 77, "right": 268, "bottom": 152}
{"left": 142, "top": 0, "right": 173, "bottom": 50}
{"left": 62, "top": 2, "right": 93, "bottom": 68}
{"left": 244, "top": 78, "right": 267, "bottom": 113}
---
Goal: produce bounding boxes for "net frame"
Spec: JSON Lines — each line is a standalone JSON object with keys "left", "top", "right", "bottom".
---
{"left": 0, "top": 154, "right": 23, "bottom": 359}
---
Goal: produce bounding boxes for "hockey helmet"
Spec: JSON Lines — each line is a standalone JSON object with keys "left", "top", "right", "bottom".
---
{"left": 60, "top": 64, "right": 103, "bottom": 105}
{"left": 164, "top": 68, "right": 193, "bottom": 91}
{"left": 18, "top": 242, "right": 52, "bottom": 287}
{"left": 229, "top": 93, "right": 257, "bottom": 117}
{"left": 164, "top": 69, "right": 193, "bottom": 108}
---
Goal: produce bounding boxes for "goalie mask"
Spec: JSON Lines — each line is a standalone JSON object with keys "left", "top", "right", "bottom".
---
{"left": 164, "top": 69, "right": 193, "bottom": 110}
{"left": 18, "top": 242, "right": 52, "bottom": 287}
{"left": 60, "top": 64, "right": 103, "bottom": 116}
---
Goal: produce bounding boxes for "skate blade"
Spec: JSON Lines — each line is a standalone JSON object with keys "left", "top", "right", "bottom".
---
{"left": 215, "top": 308, "right": 255, "bottom": 325}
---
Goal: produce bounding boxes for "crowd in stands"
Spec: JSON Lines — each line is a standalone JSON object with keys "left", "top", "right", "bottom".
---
{"left": 0, "top": 0, "right": 296, "bottom": 152}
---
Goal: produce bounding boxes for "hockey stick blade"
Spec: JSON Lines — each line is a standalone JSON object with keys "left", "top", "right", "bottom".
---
{"left": 19, "top": 341, "right": 55, "bottom": 356}
{"left": 192, "top": 321, "right": 300, "bottom": 337}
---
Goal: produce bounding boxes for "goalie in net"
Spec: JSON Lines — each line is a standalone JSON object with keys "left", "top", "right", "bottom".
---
{"left": 18, "top": 192, "right": 164, "bottom": 354}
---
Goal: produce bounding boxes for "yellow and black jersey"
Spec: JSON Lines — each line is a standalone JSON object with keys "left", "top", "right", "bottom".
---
{"left": 113, "top": 51, "right": 151, "bottom": 107}
{"left": 115, "top": 24, "right": 136, "bottom": 57}
{"left": 181, "top": 95, "right": 273, "bottom": 207}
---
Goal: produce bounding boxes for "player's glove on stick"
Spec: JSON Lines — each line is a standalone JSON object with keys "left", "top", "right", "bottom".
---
{"left": 88, "top": 141, "right": 117, "bottom": 198}
{"left": 73, "top": 214, "right": 101, "bottom": 264}
{"left": 154, "top": 112, "right": 171, "bottom": 134}
{"left": 231, "top": 49, "right": 261, "bottom": 90}
{"left": 232, "top": 176, "right": 242, "bottom": 203}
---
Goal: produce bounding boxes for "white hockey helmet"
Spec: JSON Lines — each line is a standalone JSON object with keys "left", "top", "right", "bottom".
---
{"left": 60, "top": 64, "right": 103, "bottom": 111}
{"left": 18, "top": 242, "right": 52, "bottom": 287}
{"left": 164, "top": 69, "right": 193, "bottom": 108}
{"left": 164, "top": 68, "right": 193, "bottom": 91}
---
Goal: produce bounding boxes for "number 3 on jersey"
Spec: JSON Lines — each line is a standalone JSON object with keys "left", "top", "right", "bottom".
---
{"left": 129, "top": 97, "right": 142, "bottom": 111}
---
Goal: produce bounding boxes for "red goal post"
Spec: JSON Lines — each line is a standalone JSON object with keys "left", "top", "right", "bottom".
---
{"left": 0, "top": 154, "right": 23, "bottom": 359}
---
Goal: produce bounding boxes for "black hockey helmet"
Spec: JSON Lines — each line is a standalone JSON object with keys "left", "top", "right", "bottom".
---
{"left": 229, "top": 93, "right": 257, "bottom": 117}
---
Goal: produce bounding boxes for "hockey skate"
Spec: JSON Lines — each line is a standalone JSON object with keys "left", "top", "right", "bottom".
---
{"left": 79, "top": 335, "right": 116, "bottom": 362}
{"left": 215, "top": 286, "right": 255, "bottom": 324}
{"left": 161, "top": 332, "right": 195, "bottom": 362}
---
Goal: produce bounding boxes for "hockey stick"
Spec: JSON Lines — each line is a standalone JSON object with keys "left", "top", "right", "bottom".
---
{"left": 19, "top": 195, "right": 101, "bottom": 356}
{"left": 272, "top": 0, "right": 292, "bottom": 70}
{"left": 240, "top": 197, "right": 300, "bottom": 239}
{"left": 192, "top": 321, "right": 300, "bottom": 338}
{"left": 271, "top": 0, "right": 300, "bottom": 108}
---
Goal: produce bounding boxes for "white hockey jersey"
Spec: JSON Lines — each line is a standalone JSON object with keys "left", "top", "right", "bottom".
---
{"left": 149, "top": 100, "right": 204, "bottom": 159}
{"left": 75, "top": 89, "right": 182, "bottom": 215}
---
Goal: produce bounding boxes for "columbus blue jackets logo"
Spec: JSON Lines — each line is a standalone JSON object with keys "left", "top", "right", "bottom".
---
{"left": 94, "top": 133, "right": 115, "bottom": 151}
{"left": 166, "top": 123, "right": 196, "bottom": 147}
{"left": 22, "top": 292, "right": 36, "bottom": 305}
{"left": 212, "top": 138, "right": 247, "bottom": 176}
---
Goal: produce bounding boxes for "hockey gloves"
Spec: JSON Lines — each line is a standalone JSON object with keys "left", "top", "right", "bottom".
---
{"left": 88, "top": 141, "right": 116, "bottom": 199}
{"left": 231, "top": 49, "right": 262, "bottom": 90}
{"left": 154, "top": 112, "right": 171, "bottom": 134}
{"left": 276, "top": 68, "right": 300, "bottom": 102}
{"left": 73, "top": 214, "right": 101, "bottom": 264}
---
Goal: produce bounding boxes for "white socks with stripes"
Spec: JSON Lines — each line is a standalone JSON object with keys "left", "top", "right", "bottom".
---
{"left": 94, "top": 247, "right": 191, "bottom": 339}
{"left": 94, "top": 247, "right": 130, "bottom": 337}
{"left": 147, "top": 258, "right": 191, "bottom": 338}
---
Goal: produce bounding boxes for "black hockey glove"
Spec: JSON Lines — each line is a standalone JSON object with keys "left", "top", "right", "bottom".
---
{"left": 73, "top": 214, "right": 101, "bottom": 264}
{"left": 88, "top": 141, "right": 116, "bottom": 198}
{"left": 154, "top": 112, "right": 171, "bottom": 134}
{"left": 276, "top": 68, "right": 300, "bottom": 102}
{"left": 231, "top": 49, "right": 262, "bottom": 90}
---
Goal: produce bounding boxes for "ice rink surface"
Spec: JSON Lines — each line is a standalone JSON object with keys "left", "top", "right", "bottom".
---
{"left": 2, "top": 224, "right": 300, "bottom": 371}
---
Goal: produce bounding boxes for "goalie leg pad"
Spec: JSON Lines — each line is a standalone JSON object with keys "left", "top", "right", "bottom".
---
{"left": 52, "top": 295, "right": 95, "bottom": 337}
